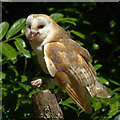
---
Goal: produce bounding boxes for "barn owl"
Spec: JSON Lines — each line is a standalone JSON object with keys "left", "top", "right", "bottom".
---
{"left": 25, "top": 14, "right": 111, "bottom": 114}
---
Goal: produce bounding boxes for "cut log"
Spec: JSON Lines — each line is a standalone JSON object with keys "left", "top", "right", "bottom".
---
{"left": 31, "top": 90, "right": 64, "bottom": 120}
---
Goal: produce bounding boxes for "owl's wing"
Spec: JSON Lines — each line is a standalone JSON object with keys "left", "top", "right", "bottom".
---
{"left": 60, "top": 38, "right": 90, "bottom": 62}
{"left": 44, "top": 42, "right": 111, "bottom": 114}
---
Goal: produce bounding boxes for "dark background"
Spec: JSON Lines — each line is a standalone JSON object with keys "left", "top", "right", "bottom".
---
{"left": 2, "top": 2, "right": 120, "bottom": 120}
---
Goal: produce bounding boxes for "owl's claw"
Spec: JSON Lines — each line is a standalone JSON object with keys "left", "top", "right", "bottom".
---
{"left": 31, "top": 79, "right": 42, "bottom": 88}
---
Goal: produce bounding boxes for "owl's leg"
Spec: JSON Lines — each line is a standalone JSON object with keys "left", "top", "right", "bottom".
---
{"left": 30, "top": 78, "right": 59, "bottom": 88}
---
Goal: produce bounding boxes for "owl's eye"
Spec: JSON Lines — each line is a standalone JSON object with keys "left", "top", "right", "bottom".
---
{"left": 28, "top": 25, "right": 31, "bottom": 29}
{"left": 38, "top": 25, "right": 44, "bottom": 29}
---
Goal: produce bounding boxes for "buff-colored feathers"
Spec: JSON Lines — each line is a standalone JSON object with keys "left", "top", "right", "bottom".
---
{"left": 26, "top": 14, "right": 111, "bottom": 114}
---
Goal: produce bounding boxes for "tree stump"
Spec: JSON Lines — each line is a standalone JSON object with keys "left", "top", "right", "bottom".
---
{"left": 31, "top": 90, "right": 64, "bottom": 120}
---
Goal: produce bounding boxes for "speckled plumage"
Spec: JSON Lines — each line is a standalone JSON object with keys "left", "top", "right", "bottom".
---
{"left": 26, "top": 14, "right": 111, "bottom": 114}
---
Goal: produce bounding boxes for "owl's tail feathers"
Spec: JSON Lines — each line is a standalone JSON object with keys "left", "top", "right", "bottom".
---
{"left": 55, "top": 71, "right": 93, "bottom": 114}
{"left": 87, "top": 80, "right": 111, "bottom": 98}
{"left": 65, "top": 86, "right": 93, "bottom": 114}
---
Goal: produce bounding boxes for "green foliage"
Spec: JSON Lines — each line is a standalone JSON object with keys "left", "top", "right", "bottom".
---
{"left": 6, "top": 18, "right": 26, "bottom": 40}
{"left": 1, "top": 3, "right": 120, "bottom": 120}
{"left": 14, "top": 38, "right": 31, "bottom": 58}
{"left": 50, "top": 13, "right": 77, "bottom": 26}
{"left": 1, "top": 18, "right": 35, "bottom": 119}
{"left": 0, "top": 22, "right": 9, "bottom": 40}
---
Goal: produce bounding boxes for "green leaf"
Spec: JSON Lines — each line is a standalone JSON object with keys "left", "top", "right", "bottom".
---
{"left": 28, "top": 89, "right": 36, "bottom": 98}
{"left": 60, "top": 98, "right": 77, "bottom": 112}
{"left": 60, "top": 97, "right": 75, "bottom": 108}
{"left": 50, "top": 13, "right": 77, "bottom": 26}
{"left": 63, "top": 17, "right": 77, "bottom": 22}
{"left": 16, "top": 38, "right": 26, "bottom": 48}
{"left": 0, "top": 72, "right": 6, "bottom": 80}
{"left": 62, "top": 18, "right": 77, "bottom": 25}
{"left": 71, "top": 30, "right": 85, "bottom": 39}
{"left": 98, "top": 77, "right": 109, "bottom": 85}
{"left": 108, "top": 102, "right": 120, "bottom": 119}
{"left": 21, "top": 75, "right": 28, "bottom": 83}
{"left": 60, "top": 97, "right": 74, "bottom": 105}
{"left": 19, "top": 83, "right": 32, "bottom": 91}
{"left": 55, "top": 17, "right": 77, "bottom": 26}
{"left": 109, "top": 79, "right": 120, "bottom": 86}
{"left": 1, "top": 42, "right": 17, "bottom": 61}
{"left": 93, "top": 102, "right": 102, "bottom": 111}
{"left": 0, "top": 22, "right": 9, "bottom": 40}
{"left": 14, "top": 38, "right": 31, "bottom": 58}
{"left": 59, "top": 18, "right": 76, "bottom": 26}
{"left": 83, "top": 20, "right": 91, "bottom": 25}
{"left": 6, "top": 18, "right": 26, "bottom": 39}
{"left": 93, "top": 43, "right": 99, "bottom": 50}
{"left": 50, "top": 13, "right": 64, "bottom": 21}
{"left": 109, "top": 20, "right": 116, "bottom": 28}
{"left": 113, "top": 87, "right": 120, "bottom": 92}
{"left": 94, "top": 64, "right": 102, "bottom": 70}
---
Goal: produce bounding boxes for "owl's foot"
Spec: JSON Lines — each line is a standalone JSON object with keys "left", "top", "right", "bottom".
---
{"left": 31, "top": 79, "right": 42, "bottom": 88}
{"left": 31, "top": 78, "right": 59, "bottom": 88}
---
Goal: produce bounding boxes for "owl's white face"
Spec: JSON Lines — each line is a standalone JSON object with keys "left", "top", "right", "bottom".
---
{"left": 26, "top": 14, "right": 52, "bottom": 44}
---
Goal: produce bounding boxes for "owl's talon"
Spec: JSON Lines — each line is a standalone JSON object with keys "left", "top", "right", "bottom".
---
{"left": 31, "top": 79, "right": 42, "bottom": 88}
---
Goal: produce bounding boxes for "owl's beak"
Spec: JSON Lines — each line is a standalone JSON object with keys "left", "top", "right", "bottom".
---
{"left": 30, "top": 32, "right": 39, "bottom": 42}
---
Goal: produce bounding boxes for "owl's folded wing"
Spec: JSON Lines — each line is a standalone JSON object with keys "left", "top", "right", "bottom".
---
{"left": 60, "top": 38, "right": 90, "bottom": 62}
{"left": 44, "top": 42, "right": 111, "bottom": 114}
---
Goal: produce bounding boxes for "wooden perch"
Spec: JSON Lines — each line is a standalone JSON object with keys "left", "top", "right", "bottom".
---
{"left": 31, "top": 90, "right": 64, "bottom": 120}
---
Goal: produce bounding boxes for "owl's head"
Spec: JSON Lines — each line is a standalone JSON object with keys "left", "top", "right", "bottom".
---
{"left": 26, "top": 14, "right": 69, "bottom": 52}
{"left": 26, "top": 14, "right": 52, "bottom": 42}
{"left": 26, "top": 14, "right": 55, "bottom": 43}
